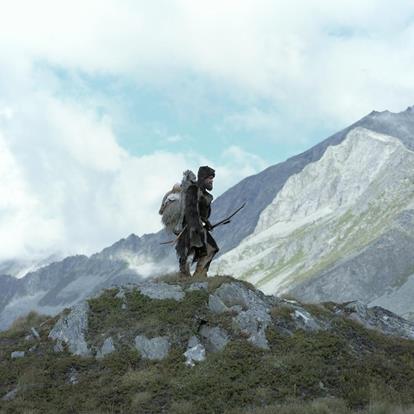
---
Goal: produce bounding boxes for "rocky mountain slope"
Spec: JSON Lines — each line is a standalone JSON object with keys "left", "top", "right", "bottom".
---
{"left": 213, "top": 125, "right": 414, "bottom": 320}
{"left": 2, "top": 276, "right": 414, "bottom": 413}
{"left": 2, "top": 106, "right": 414, "bottom": 329}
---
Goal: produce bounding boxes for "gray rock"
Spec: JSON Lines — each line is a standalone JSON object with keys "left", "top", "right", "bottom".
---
{"left": 200, "top": 326, "right": 229, "bottom": 352}
{"left": 208, "top": 294, "right": 229, "bottom": 313}
{"left": 11, "top": 351, "right": 25, "bottom": 359}
{"left": 96, "top": 337, "right": 116, "bottom": 359}
{"left": 186, "top": 282, "right": 208, "bottom": 292}
{"left": 234, "top": 311, "right": 270, "bottom": 349}
{"left": 340, "top": 301, "right": 414, "bottom": 339}
{"left": 53, "top": 340, "right": 64, "bottom": 353}
{"left": 214, "top": 282, "right": 272, "bottom": 349}
{"left": 31, "top": 327, "right": 40, "bottom": 340}
{"left": 292, "top": 309, "right": 323, "bottom": 332}
{"left": 48, "top": 301, "right": 91, "bottom": 356}
{"left": 229, "top": 305, "right": 243, "bottom": 313}
{"left": 134, "top": 335, "right": 170, "bottom": 360}
{"left": 67, "top": 367, "right": 79, "bottom": 385}
{"left": 2, "top": 387, "right": 18, "bottom": 401}
{"left": 214, "top": 282, "right": 270, "bottom": 316}
{"left": 184, "top": 336, "right": 206, "bottom": 367}
{"left": 115, "top": 287, "right": 126, "bottom": 300}
{"left": 136, "top": 282, "right": 184, "bottom": 301}
{"left": 344, "top": 301, "right": 369, "bottom": 319}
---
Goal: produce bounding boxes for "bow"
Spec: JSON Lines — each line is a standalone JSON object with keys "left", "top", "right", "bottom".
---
{"left": 160, "top": 202, "right": 246, "bottom": 245}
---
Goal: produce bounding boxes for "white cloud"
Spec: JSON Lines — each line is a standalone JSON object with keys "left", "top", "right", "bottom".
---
{"left": 225, "top": 108, "right": 283, "bottom": 135}
{"left": 0, "top": 80, "right": 266, "bottom": 261}
{"left": 215, "top": 146, "right": 268, "bottom": 193}
{"left": 0, "top": 0, "right": 413, "bottom": 262}
{"left": 1, "top": 0, "right": 414, "bottom": 125}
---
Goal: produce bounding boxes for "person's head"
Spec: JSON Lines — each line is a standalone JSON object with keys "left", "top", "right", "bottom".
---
{"left": 197, "top": 166, "right": 215, "bottom": 191}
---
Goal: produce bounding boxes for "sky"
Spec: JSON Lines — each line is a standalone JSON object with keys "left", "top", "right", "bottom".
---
{"left": 0, "top": 0, "right": 414, "bottom": 262}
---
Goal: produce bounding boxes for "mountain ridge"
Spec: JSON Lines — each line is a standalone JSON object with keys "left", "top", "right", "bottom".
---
{"left": 1, "top": 106, "right": 414, "bottom": 329}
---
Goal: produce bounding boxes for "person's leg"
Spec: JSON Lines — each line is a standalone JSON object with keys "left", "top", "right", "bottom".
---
{"left": 179, "top": 256, "right": 191, "bottom": 278}
{"left": 176, "top": 229, "right": 191, "bottom": 278}
{"left": 193, "top": 241, "right": 218, "bottom": 278}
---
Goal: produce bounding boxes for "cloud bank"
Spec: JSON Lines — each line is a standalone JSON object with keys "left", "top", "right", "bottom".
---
{"left": 0, "top": 0, "right": 413, "bottom": 262}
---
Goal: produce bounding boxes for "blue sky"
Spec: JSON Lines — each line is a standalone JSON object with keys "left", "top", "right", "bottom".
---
{"left": 0, "top": 0, "right": 414, "bottom": 262}
{"left": 51, "top": 64, "right": 337, "bottom": 165}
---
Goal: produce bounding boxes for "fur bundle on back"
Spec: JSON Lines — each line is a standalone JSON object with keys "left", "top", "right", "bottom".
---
{"left": 160, "top": 170, "right": 196, "bottom": 234}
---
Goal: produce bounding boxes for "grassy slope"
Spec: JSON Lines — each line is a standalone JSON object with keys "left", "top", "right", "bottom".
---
{"left": 1, "top": 276, "right": 414, "bottom": 414}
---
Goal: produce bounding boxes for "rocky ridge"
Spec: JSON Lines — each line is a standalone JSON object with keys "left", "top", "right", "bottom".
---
{"left": 2, "top": 275, "right": 414, "bottom": 413}
{"left": 46, "top": 276, "right": 414, "bottom": 361}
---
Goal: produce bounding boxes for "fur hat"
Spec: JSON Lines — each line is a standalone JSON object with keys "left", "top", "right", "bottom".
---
{"left": 197, "top": 166, "right": 215, "bottom": 181}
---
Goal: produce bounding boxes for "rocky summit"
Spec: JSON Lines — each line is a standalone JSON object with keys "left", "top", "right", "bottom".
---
{"left": 2, "top": 275, "right": 414, "bottom": 414}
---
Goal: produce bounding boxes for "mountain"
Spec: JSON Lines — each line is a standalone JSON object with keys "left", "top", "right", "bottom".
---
{"left": 0, "top": 254, "right": 62, "bottom": 279}
{"left": 213, "top": 108, "right": 414, "bottom": 318}
{"left": 2, "top": 276, "right": 414, "bottom": 413}
{"left": 1, "top": 106, "right": 414, "bottom": 329}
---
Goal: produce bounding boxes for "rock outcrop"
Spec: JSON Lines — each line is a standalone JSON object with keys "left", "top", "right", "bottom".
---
{"left": 46, "top": 276, "right": 414, "bottom": 362}
{"left": 4, "top": 275, "right": 414, "bottom": 414}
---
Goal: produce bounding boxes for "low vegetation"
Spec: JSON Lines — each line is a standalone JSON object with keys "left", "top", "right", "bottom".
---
{"left": 1, "top": 275, "right": 414, "bottom": 413}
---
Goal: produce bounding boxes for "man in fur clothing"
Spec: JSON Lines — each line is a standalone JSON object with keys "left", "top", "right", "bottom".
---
{"left": 176, "top": 166, "right": 219, "bottom": 278}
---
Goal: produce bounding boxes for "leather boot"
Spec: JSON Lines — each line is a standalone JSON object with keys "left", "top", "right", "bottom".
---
{"left": 192, "top": 255, "right": 210, "bottom": 279}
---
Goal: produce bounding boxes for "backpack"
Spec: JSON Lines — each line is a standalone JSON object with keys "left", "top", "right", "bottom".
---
{"left": 159, "top": 170, "right": 196, "bottom": 234}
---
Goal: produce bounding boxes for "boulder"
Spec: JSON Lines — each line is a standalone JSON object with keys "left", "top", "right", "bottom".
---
{"left": 234, "top": 311, "right": 270, "bottom": 349}
{"left": 208, "top": 294, "right": 229, "bottom": 314}
{"left": 11, "top": 351, "right": 25, "bottom": 359}
{"left": 184, "top": 336, "right": 206, "bottom": 367}
{"left": 292, "top": 309, "right": 323, "bottom": 332}
{"left": 31, "top": 327, "right": 41, "bottom": 340}
{"left": 186, "top": 282, "right": 208, "bottom": 292}
{"left": 48, "top": 301, "right": 91, "bottom": 356}
{"left": 136, "top": 282, "right": 185, "bottom": 301}
{"left": 211, "top": 282, "right": 272, "bottom": 349}
{"left": 96, "top": 337, "right": 116, "bottom": 359}
{"left": 2, "top": 387, "right": 18, "bottom": 401}
{"left": 134, "top": 335, "right": 170, "bottom": 360}
{"left": 66, "top": 367, "right": 79, "bottom": 385}
{"left": 200, "top": 326, "right": 229, "bottom": 352}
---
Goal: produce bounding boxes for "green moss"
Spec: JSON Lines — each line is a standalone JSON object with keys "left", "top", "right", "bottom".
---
{"left": 87, "top": 287, "right": 210, "bottom": 350}
{"left": 270, "top": 305, "right": 294, "bottom": 321}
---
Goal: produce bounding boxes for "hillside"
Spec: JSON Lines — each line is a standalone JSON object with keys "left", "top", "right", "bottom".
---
{"left": 213, "top": 126, "right": 414, "bottom": 320}
{"left": 2, "top": 275, "right": 414, "bottom": 413}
